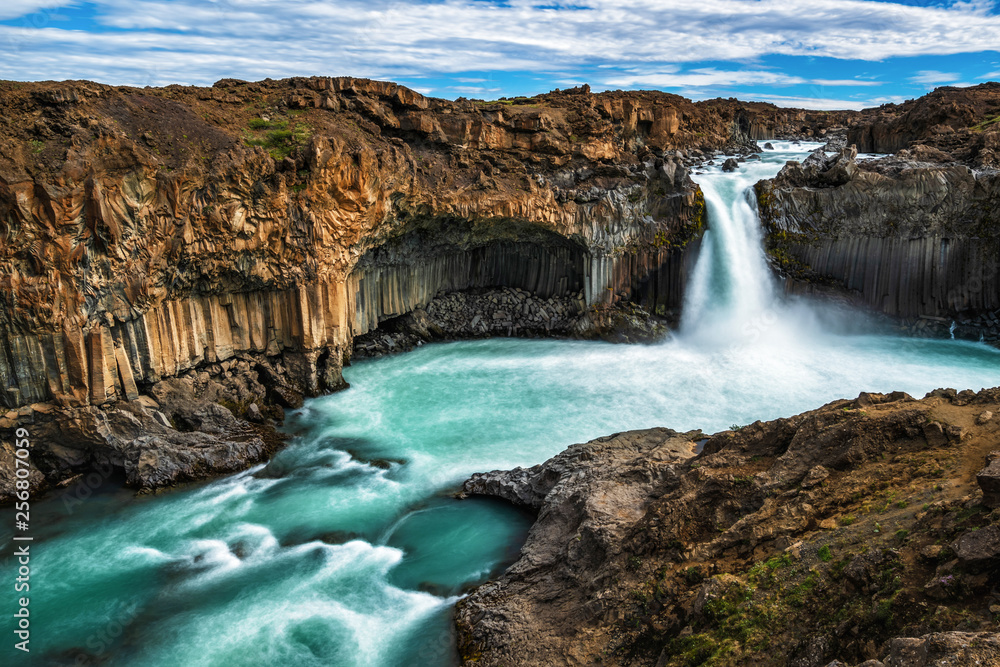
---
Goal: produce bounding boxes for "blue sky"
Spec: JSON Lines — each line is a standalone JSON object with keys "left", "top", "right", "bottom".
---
{"left": 1, "top": 0, "right": 999, "bottom": 110}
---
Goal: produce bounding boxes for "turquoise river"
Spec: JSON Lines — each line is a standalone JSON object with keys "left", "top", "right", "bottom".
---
{"left": 4, "top": 143, "right": 1000, "bottom": 666}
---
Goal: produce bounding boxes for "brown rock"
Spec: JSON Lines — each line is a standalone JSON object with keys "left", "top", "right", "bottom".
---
{"left": 883, "top": 632, "right": 1000, "bottom": 667}
{"left": 801, "top": 465, "right": 830, "bottom": 488}
{"left": 951, "top": 525, "right": 1000, "bottom": 564}
{"left": 977, "top": 451, "right": 1000, "bottom": 508}
{"left": 922, "top": 421, "right": 949, "bottom": 447}
{"left": 455, "top": 389, "right": 1000, "bottom": 666}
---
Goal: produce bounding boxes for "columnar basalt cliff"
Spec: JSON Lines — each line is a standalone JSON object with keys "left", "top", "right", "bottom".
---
{"left": 756, "top": 147, "right": 1000, "bottom": 324}
{"left": 0, "top": 77, "right": 847, "bottom": 495}
{"left": 753, "top": 83, "right": 1000, "bottom": 340}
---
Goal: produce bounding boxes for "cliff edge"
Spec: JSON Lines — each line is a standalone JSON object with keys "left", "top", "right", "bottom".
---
{"left": 458, "top": 389, "right": 1000, "bottom": 667}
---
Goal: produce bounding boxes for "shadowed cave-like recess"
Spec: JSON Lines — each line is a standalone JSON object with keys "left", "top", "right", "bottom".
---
{"left": 348, "top": 222, "right": 698, "bottom": 342}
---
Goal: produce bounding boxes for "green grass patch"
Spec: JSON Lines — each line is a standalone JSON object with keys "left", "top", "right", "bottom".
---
{"left": 970, "top": 114, "right": 1000, "bottom": 132}
{"left": 248, "top": 117, "right": 288, "bottom": 130}
{"left": 244, "top": 119, "right": 312, "bottom": 159}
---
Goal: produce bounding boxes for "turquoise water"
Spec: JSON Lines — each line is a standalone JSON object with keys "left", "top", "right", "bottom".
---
{"left": 5, "top": 143, "right": 1000, "bottom": 666}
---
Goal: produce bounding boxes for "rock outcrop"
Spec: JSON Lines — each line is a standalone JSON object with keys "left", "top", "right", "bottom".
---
{"left": 457, "top": 388, "right": 1000, "bottom": 666}
{"left": 847, "top": 82, "right": 1000, "bottom": 168}
{"left": 756, "top": 146, "right": 1000, "bottom": 331}
{"left": 752, "top": 82, "right": 1000, "bottom": 334}
{"left": 0, "top": 372, "right": 286, "bottom": 498}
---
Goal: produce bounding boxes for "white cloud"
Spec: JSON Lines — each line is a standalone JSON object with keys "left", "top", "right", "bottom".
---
{"left": 909, "top": 70, "right": 962, "bottom": 84}
{"left": 447, "top": 86, "right": 502, "bottom": 95}
{"left": 867, "top": 95, "right": 909, "bottom": 105}
{"left": 0, "top": 1, "right": 69, "bottom": 21}
{"left": 810, "top": 79, "right": 883, "bottom": 87}
{"left": 728, "top": 93, "right": 869, "bottom": 110}
{"left": 603, "top": 69, "right": 807, "bottom": 89}
{"left": 0, "top": 0, "right": 998, "bottom": 95}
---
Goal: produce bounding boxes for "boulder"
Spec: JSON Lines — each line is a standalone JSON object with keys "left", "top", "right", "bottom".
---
{"left": 247, "top": 403, "right": 265, "bottom": 423}
{"left": 722, "top": 157, "right": 739, "bottom": 172}
{"left": 843, "top": 548, "right": 900, "bottom": 593}
{"left": 269, "top": 385, "right": 304, "bottom": 410}
{"left": 772, "top": 145, "right": 858, "bottom": 188}
{"left": 882, "top": 632, "right": 1000, "bottom": 666}
{"left": 897, "top": 144, "right": 955, "bottom": 163}
{"left": 801, "top": 465, "right": 830, "bottom": 488}
{"left": 126, "top": 428, "right": 266, "bottom": 489}
{"left": 922, "top": 421, "right": 948, "bottom": 447}
{"left": 951, "top": 524, "right": 1000, "bottom": 564}
{"left": 977, "top": 451, "right": 1000, "bottom": 508}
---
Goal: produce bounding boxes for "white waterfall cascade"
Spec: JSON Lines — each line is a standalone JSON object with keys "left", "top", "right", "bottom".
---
{"left": 681, "top": 142, "right": 823, "bottom": 346}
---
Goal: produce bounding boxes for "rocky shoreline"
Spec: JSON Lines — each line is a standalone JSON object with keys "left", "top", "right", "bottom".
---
{"left": 0, "top": 352, "right": 307, "bottom": 502}
{"left": 456, "top": 389, "right": 1000, "bottom": 667}
{"left": 353, "top": 285, "right": 672, "bottom": 359}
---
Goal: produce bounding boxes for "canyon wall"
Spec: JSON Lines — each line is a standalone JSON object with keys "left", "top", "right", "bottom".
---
{"left": 1, "top": 76, "right": 839, "bottom": 414}
{"left": 756, "top": 146, "right": 1000, "bottom": 331}
{"left": 847, "top": 82, "right": 1000, "bottom": 168}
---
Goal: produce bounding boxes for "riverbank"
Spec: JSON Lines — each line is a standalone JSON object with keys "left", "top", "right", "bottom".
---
{"left": 457, "top": 388, "right": 1000, "bottom": 667}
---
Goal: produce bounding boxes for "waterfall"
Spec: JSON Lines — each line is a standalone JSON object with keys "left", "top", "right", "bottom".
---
{"left": 680, "top": 143, "right": 819, "bottom": 343}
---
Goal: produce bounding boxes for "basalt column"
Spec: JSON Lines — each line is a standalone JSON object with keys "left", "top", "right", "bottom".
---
{"left": 349, "top": 235, "right": 589, "bottom": 336}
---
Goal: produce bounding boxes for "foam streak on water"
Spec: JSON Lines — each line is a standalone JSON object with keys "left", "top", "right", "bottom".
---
{"left": 4, "top": 142, "right": 1000, "bottom": 667}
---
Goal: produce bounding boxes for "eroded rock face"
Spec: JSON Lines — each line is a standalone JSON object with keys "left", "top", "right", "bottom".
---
{"left": 456, "top": 388, "right": 1000, "bottom": 667}
{"left": 458, "top": 428, "right": 700, "bottom": 666}
{"left": 756, "top": 147, "right": 1000, "bottom": 323}
{"left": 847, "top": 82, "right": 1000, "bottom": 168}
{"left": 2, "top": 76, "right": 837, "bottom": 412}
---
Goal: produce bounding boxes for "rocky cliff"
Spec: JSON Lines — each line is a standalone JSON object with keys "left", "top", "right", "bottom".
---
{"left": 0, "top": 77, "right": 847, "bottom": 496}
{"left": 752, "top": 82, "right": 1000, "bottom": 339}
{"left": 457, "top": 389, "right": 1000, "bottom": 667}
{"left": 847, "top": 83, "right": 1000, "bottom": 167}
{"left": 756, "top": 142, "right": 1000, "bottom": 340}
